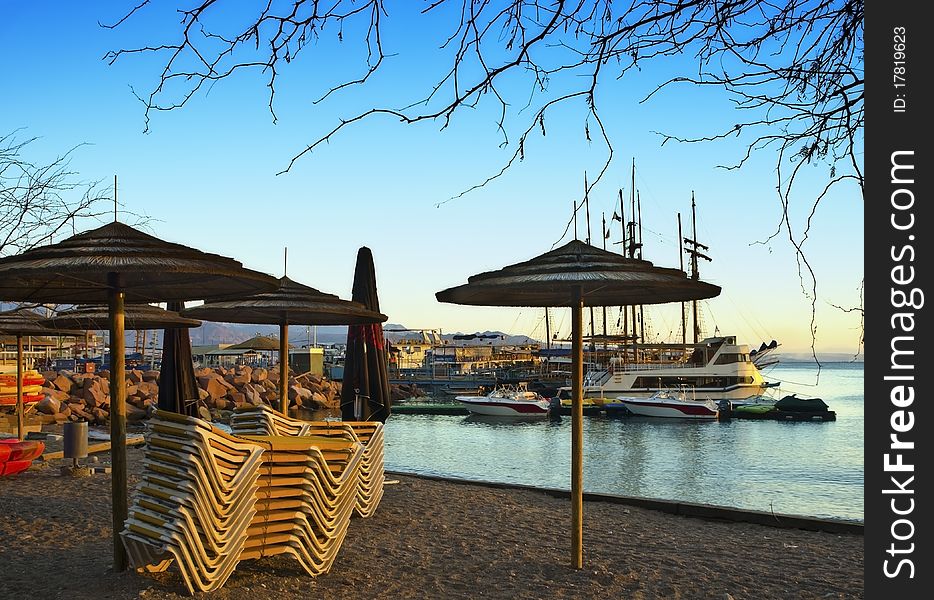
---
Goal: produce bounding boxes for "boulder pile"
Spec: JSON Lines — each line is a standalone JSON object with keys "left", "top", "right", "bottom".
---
{"left": 28, "top": 365, "right": 424, "bottom": 424}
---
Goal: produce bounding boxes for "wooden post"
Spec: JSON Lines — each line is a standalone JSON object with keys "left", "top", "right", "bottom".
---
{"left": 279, "top": 322, "right": 289, "bottom": 415}
{"left": 108, "top": 272, "right": 128, "bottom": 572}
{"left": 571, "top": 285, "right": 584, "bottom": 569}
{"left": 16, "top": 334, "right": 24, "bottom": 441}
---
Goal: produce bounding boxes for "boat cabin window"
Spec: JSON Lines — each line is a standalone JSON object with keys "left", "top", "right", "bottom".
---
{"left": 714, "top": 353, "right": 748, "bottom": 364}
{"left": 631, "top": 375, "right": 755, "bottom": 389}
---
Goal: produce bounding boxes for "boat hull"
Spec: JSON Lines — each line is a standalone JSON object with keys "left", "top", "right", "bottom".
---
{"left": 613, "top": 398, "right": 718, "bottom": 419}
{"left": 456, "top": 397, "right": 550, "bottom": 417}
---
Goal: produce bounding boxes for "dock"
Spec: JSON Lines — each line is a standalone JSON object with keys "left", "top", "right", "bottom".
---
{"left": 391, "top": 403, "right": 469, "bottom": 415}
{"left": 726, "top": 409, "right": 836, "bottom": 422}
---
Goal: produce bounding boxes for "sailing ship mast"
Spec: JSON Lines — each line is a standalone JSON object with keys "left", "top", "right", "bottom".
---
{"left": 682, "top": 193, "right": 711, "bottom": 343}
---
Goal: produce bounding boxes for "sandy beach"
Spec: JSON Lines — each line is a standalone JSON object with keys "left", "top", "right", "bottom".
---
{"left": 0, "top": 441, "right": 863, "bottom": 600}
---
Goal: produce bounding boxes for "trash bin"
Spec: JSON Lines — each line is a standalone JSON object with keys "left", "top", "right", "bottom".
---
{"left": 63, "top": 421, "right": 89, "bottom": 460}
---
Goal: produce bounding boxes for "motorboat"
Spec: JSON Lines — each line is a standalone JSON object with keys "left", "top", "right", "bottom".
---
{"left": 606, "top": 388, "right": 720, "bottom": 420}
{"left": 455, "top": 383, "right": 551, "bottom": 417}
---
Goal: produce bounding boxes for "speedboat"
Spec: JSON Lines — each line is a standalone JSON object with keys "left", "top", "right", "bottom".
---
{"left": 606, "top": 388, "right": 719, "bottom": 420}
{"left": 455, "top": 383, "right": 551, "bottom": 417}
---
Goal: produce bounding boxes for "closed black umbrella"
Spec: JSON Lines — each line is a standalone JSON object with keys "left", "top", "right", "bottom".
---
{"left": 437, "top": 239, "right": 720, "bottom": 569}
{"left": 157, "top": 301, "right": 201, "bottom": 416}
{"left": 340, "top": 247, "right": 392, "bottom": 422}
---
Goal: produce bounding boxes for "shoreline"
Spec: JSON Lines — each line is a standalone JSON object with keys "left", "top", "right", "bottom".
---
{"left": 1, "top": 445, "right": 864, "bottom": 599}
{"left": 388, "top": 470, "right": 864, "bottom": 534}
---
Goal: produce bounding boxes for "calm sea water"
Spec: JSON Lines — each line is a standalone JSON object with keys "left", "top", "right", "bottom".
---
{"left": 381, "top": 362, "right": 864, "bottom": 522}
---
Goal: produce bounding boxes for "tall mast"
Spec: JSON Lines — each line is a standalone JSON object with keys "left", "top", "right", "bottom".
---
{"left": 584, "top": 173, "right": 595, "bottom": 355}
{"left": 544, "top": 308, "right": 551, "bottom": 351}
{"left": 677, "top": 212, "right": 686, "bottom": 345}
{"left": 629, "top": 159, "right": 638, "bottom": 353}
{"left": 601, "top": 212, "right": 608, "bottom": 352}
{"left": 637, "top": 189, "right": 645, "bottom": 345}
{"left": 682, "top": 192, "right": 711, "bottom": 343}
{"left": 618, "top": 188, "right": 628, "bottom": 355}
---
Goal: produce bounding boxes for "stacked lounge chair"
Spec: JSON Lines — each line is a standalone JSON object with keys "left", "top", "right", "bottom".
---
{"left": 121, "top": 410, "right": 365, "bottom": 594}
{"left": 232, "top": 405, "right": 385, "bottom": 517}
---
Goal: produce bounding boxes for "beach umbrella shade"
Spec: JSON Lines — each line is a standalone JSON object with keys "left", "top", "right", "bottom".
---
{"left": 0, "top": 220, "right": 278, "bottom": 571}
{"left": 340, "top": 247, "right": 392, "bottom": 422}
{"left": 226, "top": 334, "right": 287, "bottom": 351}
{"left": 0, "top": 308, "right": 83, "bottom": 440}
{"left": 436, "top": 239, "right": 720, "bottom": 569}
{"left": 181, "top": 275, "right": 387, "bottom": 414}
{"left": 39, "top": 302, "right": 204, "bottom": 417}
{"left": 157, "top": 302, "right": 202, "bottom": 417}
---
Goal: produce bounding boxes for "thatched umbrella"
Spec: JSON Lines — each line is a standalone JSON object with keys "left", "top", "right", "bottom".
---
{"left": 0, "top": 308, "right": 82, "bottom": 440}
{"left": 227, "top": 334, "right": 285, "bottom": 351}
{"left": 340, "top": 247, "right": 392, "bottom": 422}
{"left": 181, "top": 276, "right": 387, "bottom": 414}
{"left": 0, "top": 221, "right": 277, "bottom": 571}
{"left": 436, "top": 239, "right": 720, "bottom": 569}
{"left": 39, "top": 302, "right": 204, "bottom": 417}
{"left": 39, "top": 303, "right": 202, "bottom": 331}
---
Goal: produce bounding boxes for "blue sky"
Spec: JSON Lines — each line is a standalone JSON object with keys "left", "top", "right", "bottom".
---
{"left": 1, "top": 3, "right": 863, "bottom": 354}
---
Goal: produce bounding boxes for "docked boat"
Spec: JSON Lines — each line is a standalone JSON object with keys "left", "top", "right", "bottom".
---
{"left": 455, "top": 383, "right": 551, "bottom": 417}
{"left": 557, "top": 335, "right": 777, "bottom": 405}
{"left": 606, "top": 388, "right": 720, "bottom": 419}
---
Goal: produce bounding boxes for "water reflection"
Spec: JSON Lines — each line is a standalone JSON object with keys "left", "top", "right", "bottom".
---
{"left": 286, "top": 363, "right": 862, "bottom": 521}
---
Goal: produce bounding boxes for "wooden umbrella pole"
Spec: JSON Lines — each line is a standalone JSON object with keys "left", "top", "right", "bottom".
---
{"left": 279, "top": 322, "right": 289, "bottom": 415}
{"left": 571, "top": 285, "right": 584, "bottom": 570}
{"left": 108, "top": 273, "right": 128, "bottom": 572}
{"left": 16, "top": 334, "right": 24, "bottom": 441}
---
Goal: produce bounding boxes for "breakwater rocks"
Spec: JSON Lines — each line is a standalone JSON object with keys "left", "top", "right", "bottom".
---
{"left": 27, "top": 366, "right": 425, "bottom": 425}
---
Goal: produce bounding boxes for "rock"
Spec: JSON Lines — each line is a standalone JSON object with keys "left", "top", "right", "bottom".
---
{"left": 42, "top": 387, "right": 69, "bottom": 402}
{"left": 84, "top": 385, "right": 107, "bottom": 409}
{"left": 127, "top": 405, "right": 148, "bottom": 421}
{"left": 36, "top": 396, "right": 61, "bottom": 415}
{"left": 137, "top": 381, "right": 158, "bottom": 398}
{"left": 251, "top": 368, "right": 268, "bottom": 383}
{"left": 204, "top": 377, "right": 229, "bottom": 400}
{"left": 52, "top": 375, "right": 74, "bottom": 393}
{"left": 143, "top": 370, "right": 160, "bottom": 382}
{"left": 127, "top": 370, "right": 144, "bottom": 385}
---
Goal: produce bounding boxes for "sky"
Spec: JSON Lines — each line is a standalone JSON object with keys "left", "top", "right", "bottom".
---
{"left": 1, "top": 3, "right": 864, "bottom": 355}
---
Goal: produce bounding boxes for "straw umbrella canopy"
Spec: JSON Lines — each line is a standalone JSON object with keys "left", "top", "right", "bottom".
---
{"left": 39, "top": 303, "right": 203, "bottom": 331}
{"left": 436, "top": 239, "right": 720, "bottom": 569}
{"left": 340, "top": 247, "right": 392, "bottom": 423}
{"left": 0, "top": 307, "right": 83, "bottom": 440}
{"left": 39, "top": 302, "right": 205, "bottom": 417}
{"left": 0, "top": 221, "right": 277, "bottom": 571}
{"left": 181, "top": 276, "right": 387, "bottom": 414}
{"left": 227, "top": 334, "right": 286, "bottom": 351}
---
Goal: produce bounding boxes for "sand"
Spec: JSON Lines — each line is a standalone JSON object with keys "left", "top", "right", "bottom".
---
{"left": 0, "top": 442, "right": 863, "bottom": 599}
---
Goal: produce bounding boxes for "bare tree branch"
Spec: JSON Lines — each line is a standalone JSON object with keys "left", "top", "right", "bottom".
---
{"left": 103, "top": 1, "right": 864, "bottom": 350}
{"left": 1, "top": 131, "right": 114, "bottom": 257}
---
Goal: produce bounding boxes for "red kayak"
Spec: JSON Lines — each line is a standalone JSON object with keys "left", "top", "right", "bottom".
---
{"left": 0, "top": 439, "right": 45, "bottom": 463}
{"left": 0, "top": 393, "right": 44, "bottom": 406}
{"left": 0, "top": 460, "right": 33, "bottom": 476}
